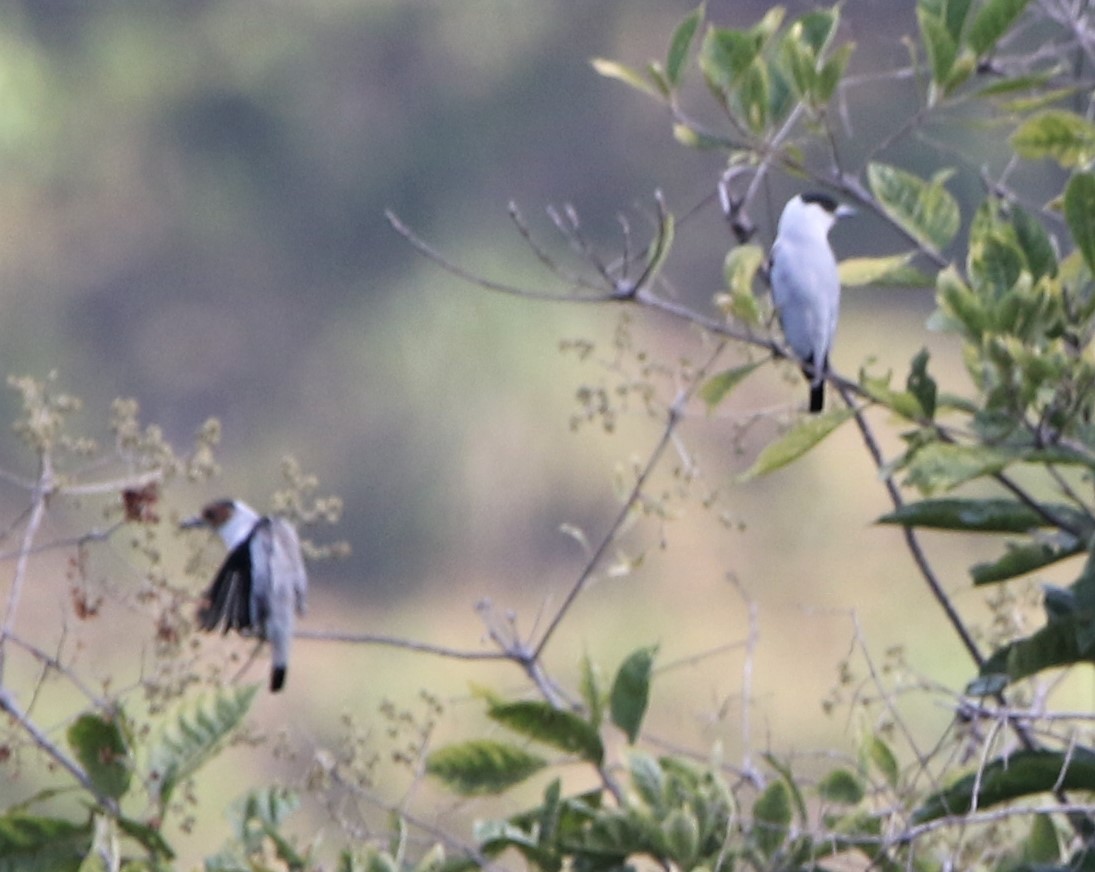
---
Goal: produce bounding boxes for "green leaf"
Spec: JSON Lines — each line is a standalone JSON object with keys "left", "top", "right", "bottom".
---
{"left": 590, "top": 58, "right": 663, "bottom": 100}
{"left": 1012, "top": 110, "right": 1095, "bottom": 168}
{"left": 945, "top": 0, "right": 973, "bottom": 41}
{"left": 487, "top": 699, "right": 604, "bottom": 764}
{"left": 868, "top": 162, "right": 960, "bottom": 253}
{"left": 878, "top": 497, "right": 1079, "bottom": 533}
{"left": 145, "top": 685, "right": 258, "bottom": 808}
{"left": 816, "top": 42, "right": 853, "bottom": 104}
{"left": 1023, "top": 813, "right": 1061, "bottom": 865}
{"left": 931, "top": 264, "right": 987, "bottom": 337}
{"left": 629, "top": 753, "right": 665, "bottom": 811}
{"left": 966, "top": 0, "right": 1031, "bottom": 56}
{"left": 863, "top": 734, "right": 900, "bottom": 788}
{"left": 699, "top": 361, "right": 763, "bottom": 410}
{"left": 913, "top": 748, "right": 1095, "bottom": 823}
{"left": 971, "top": 538, "right": 1084, "bottom": 585}
{"left": 976, "top": 612, "right": 1095, "bottom": 686}
{"left": 578, "top": 653, "right": 604, "bottom": 729}
{"left": 796, "top": 8, "right": 838, "bottom": 54}
{"left": 67, "top": 712, "right": 131, "bottom": 801}
{"left": 818, "top": 768, "right": 865, "bottom": 805}
{"left": 724, "top": 243, "right": 765, "bottom": 295}
{"left": 838, "top": 253, "right": 924, "bottom": 287}
{"left": 917, "top": 4, "right": 958, "bottom": 86}
{"left": 752, "top": 780, "right": 791, "bottom": 858}
{"left": 662, "top": 809, "right": 700, "bottom": 866}
{"left": 426, "top": 740, "right": 547, "bottom": 796}
{"left": 737, "top": 408, "right": 855, "bottom": 481}
{"left": 901, "top": 442, "right": 1016, "bottom": 495}
{"left": 115, "top": 815, "right": 174, "bottom": 860}
{"left": 0, "top": 814, "right": 91, "bottom": 872}
{"left": 610, "top": 645, "right": 657, "bottom": 744}
{"left": 667, "top": 4, "right": 704, "bottom": 88}
{"left": 1064, "top": 172, "right": 1095, "bottom": 275}
{"left": 1010, "top": 203, "right": 1057, "bottom": 280}
{"left": 699, "top": 26, "right": 763, "bottom": 92}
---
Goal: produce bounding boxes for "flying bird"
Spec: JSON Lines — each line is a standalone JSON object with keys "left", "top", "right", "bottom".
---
{"left": 769, "top": 192, "right": 855, "bottom": 412}
{"left": 182, "top": 499, "right": 307, "bottom": 692}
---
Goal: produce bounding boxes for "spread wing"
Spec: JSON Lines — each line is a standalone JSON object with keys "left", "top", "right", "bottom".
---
{"left": 197, "top": 538, "right": 255, "bottom": 633}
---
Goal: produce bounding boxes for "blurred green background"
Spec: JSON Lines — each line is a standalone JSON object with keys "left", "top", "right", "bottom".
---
{"left": 0, "top": 0, "right": 1085, "bottom": 864}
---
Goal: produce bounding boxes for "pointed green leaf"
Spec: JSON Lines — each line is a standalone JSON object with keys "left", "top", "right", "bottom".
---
{"left": 901, "top": 442, "right": 1016, "bottom": 495}
{"left": 610, "top": 645, "right": 657, "bottom": 744}
{"left": 590, "top": 58, "right": 664, "bottom": 100}
{"left": 699, "top": 361, "right": 763, "bottom": 410}
{"left": 662, "top": 809, "right": 700, "bottom": 866}
{"left": 1023, "top": 813, "right": 1061, "bottom": 864}
{"left": 752, "top": 780, "right": 791, "bottom": 857}
{"left": 629, "top": 753, "right": 665, "bottom": 810}
{"left": 1012, "top": 110, "right": 1095, "bottom": 168}
{"left": 115, "top": 815, "right": 174, "bottom": 860}
{"left": 913, "top": 748, "right": 1095, "bottom": 823}
{"left": 878, "top": 498, "right": 1080, "bottom": 533}
{"left": 796, "top": 8, "right": 838, "bottom": 54}
{"left": 838, "top": 253, "right": 921, "bottom": 287}
{"left": 864, "top": 734, "right": 900, "bottom": 788}
{"left": 721, "top": 243, "right": 766, "bottom": 324}
{"left": 1064, "top": 172, "right": 1095, "bottom": 275}
{"left": 976, "top": 612, "right": 1095, "bottom": 686}
{"left": 1010, "top": 203, "right": 1057, "bottom": 280}
{"left": 67, "top": 712, "right": 131, "bottom": 801}
{"left": 932, "top": 264, "right": 987, "bottom": 337}
{"left": 578, "top": 653, "right": 604, "bottom": 729}
{"left": 427, "top": 740, "right": 546, "bottom": 796}
{"left": 868, "top": 162, "right": 960, "bottom": 253}
{"left": 917, "top": 5, "right": 957, "bottom": 86}
{"left": 816, "top": 42, "right": 854, "bottom": 104}
{"left": 966, "top": 0, "right": 1031, "bottom": 56}
{"left": 818, "top": 768, "right": 865, "bottom": 805}
{"left": 971, "top": 538, "right": 1084, "bottom": 585}
{"left": 737, "top": 407, "right": 855, "bottom": 481}
{"left": 667, "top": 4, "right": 704, "bottom": 88}
{"left": 699, "top": 26, "right": 763, "bottom": 92}
{"left": 145, "top": 685, "right": 258, "bottom": 807}
{"left": 487, "top": 699, "right": 604, "bottom": 764}
{"left": 0, "top": 814, "right": 91, "bottom": 872}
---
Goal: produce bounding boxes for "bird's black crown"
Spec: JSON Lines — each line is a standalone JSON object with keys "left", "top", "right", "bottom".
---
{"left": 800, "top": 191, "right": 840, "bottom": 213}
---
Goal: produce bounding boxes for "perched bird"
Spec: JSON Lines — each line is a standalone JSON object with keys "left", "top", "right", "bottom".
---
{"left": 181, "top": 499, "right": 307, "bottom": 692}
{"left": 769, "top": 192, "right": 855, "bottom": 413}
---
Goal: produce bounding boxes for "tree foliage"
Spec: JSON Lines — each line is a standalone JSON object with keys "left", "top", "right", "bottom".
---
{"left": 1, "top": 0, "right": 1095, "bottom": 869}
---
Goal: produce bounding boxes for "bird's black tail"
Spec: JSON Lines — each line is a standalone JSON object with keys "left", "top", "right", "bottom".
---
{"left": 804, "top": 354, "right": 827, "bottom": 413}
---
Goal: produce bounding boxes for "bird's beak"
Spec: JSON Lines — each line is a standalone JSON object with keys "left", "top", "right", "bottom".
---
{"left": 836, "top": 204, "right": 857, "bottom": 219}
{"left": 179, "top": 515, "right": 207, "bottom": 531}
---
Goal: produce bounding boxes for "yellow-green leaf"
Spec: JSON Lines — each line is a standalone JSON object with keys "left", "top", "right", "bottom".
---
{"left": 1012, "top": 110, "right": 1095, "bottom": 168}
{"left": 838, "top": 253, "right": 921, "bottom": 287}
{"left": 591, "top": 58, "right": 664, "bottom": 100}
{"left": 868, "top": 162, "right": 960, "bottom": 253}
{"left": 1064, "top": 172, "right": 1095, "bottom": 275}
{"left": 737, "top": 407, "right": 855, "bottom": 481}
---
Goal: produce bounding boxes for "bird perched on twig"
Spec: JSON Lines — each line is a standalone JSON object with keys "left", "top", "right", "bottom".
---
{"left": 769, "top": 192, "right": 855, "bottom": 413}
{"left": 181, "top": 499, "right": 307, "bottom": 692}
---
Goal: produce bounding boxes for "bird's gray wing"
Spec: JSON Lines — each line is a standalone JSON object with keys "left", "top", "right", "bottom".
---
{"left": 255, "top": 517, "right": 307, "bottom": 692}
